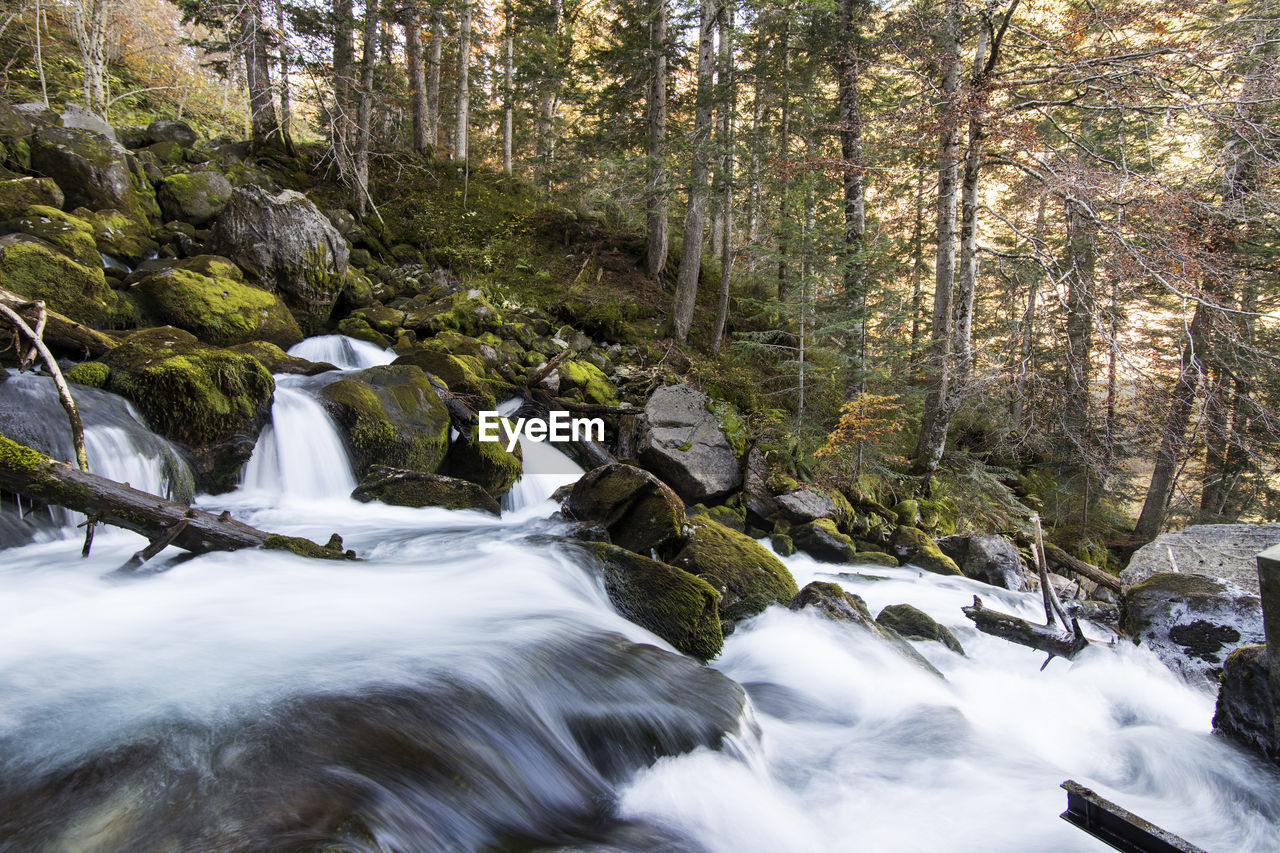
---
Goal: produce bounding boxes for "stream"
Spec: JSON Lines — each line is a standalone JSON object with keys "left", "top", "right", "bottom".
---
{"left": 1, "top": 336, "right": 1278, "bottom": 852}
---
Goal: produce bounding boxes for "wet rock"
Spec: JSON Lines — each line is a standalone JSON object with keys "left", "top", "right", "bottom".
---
{"left": 79, "top": 208, "right": 158, "bottom": 264}
{"left": 637, "top": 384, "right": 743, "bottom": 504}
{"left": 30, "top": 126, "right": 155, "bottom": 222}
{"left": 0, "top": 234, "right": 117, "bottom": 326}
{"left": 0, "top": 176, "right": 63, "bottom": 219}
{"left": 1122, "top": 572, "right": 1264, "bottom": 683}
{"left": 668, "top": 516, "right": 799, "bottom": 623}
{"left": 1213, "top": 644, "right": 1278, "bottom": 765}
{"left": 775, "top": 488, "right": 839, "bottom": 523}
{"left": 394, "top": 346, "right": 496, "bottom": 410}
{"left": 226, "top": 341, "right": 335, "bottom": 375}
{"left": 352, "top": 466, "right": 500, "bottom": 514}
{"left": 876, "top": 604, "right": 965, "bottom": 655}
{"left": 890, "top": 526, "right": 962, "bottom": 576}
{"left": 146, "top": 118, "right": 198, "bottom": 148}
{"left": 1121, "top": 523, "right": 1280, "bottom": 591}
{"left": 938, "top": 533, "right": 1025, "bottom": 590}
{"left": 5, "top": 205, "right": 99, "bottom": 266}
{"left": 443, "top": 424, "right": 523, "bottom": 498}
{"left": 211, "top": 185, "right": 350, "bottom": 333}
{"left": 788, "top": 581, "right": 943, "bottom": 676}
{"left": 157, "top": 172, "right": 233, "bottom": 226}
{"left": 565, "top": 463, "right": 685, "bottom": 556}
{"left": 319, "top": 364, "right": 451, "bottom": 478}
{"left": 770, "top": 533, "right": 796, "bottom": 556}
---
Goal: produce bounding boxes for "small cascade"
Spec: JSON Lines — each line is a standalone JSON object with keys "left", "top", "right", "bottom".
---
{"left": 288, "top": 335, "right": 395, "bottom": 370}
{"left": 498, "top": 398, "right": 586, "bottom": 512}
{"left": 242, "top": 379, "right": 357, "bottom": 499}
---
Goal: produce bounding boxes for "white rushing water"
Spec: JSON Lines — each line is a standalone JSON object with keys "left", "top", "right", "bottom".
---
{"left": 498, "top": 397, "right": 586, "bottom": 513}
{"left": 1, "top": 354, "right": 1278, "bottom": 852}
{"left": 288, "top": 334, "right": 396, "bottom": 370}
{"left": 241, "top": 379, "right": 357, "bottom": 499}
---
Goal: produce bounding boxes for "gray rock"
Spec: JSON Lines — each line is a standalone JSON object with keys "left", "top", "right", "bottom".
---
{"left": 940, "top": 534, "right": 1026, "bottom": 590}
{"left": 1122, "top": 572, "right": 1264, "bottom": 683}
{"left": 565, "top": 463, "right": 685, "bottom": 556}
{"left": 1121, "top": 523, "right": 1280, "bottom": 592}
{"left": 157, "top": 171, "right": 233, "bottom": 225}
{"left": 211, "top": 186, "right": 351, "bottom": 333}
{"left": 1213, "top": 645, "right": 1278, "bottom": 765}
{"left": 59, "top": 104, "right": 117, "bottom": 143}
{"left": 146, "top": 119, "right": 197, "bottom": 148}
{"left": 789, "top": 582, "right": 942, "bottom": 677}
{"left": 637, "top": 384, "right": 742, "bottom": 503}
{"left": 775, "top": 488, "right": 838, "bottom": 523}
{"left": 790, "top": 519, "right": 857, "bottom": 563}
{"left": 30, "top": 126, "right": 152, "bottom": 221}
{"left": 743, "top": 446, "right": 781, "bottom": 521}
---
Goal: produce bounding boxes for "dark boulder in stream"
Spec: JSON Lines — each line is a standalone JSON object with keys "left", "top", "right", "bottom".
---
{"left": 565, "top": 463, "right": 685, "bottom": 556}
{"left": 352, "top": 465, "right": 500, "bottom": 514}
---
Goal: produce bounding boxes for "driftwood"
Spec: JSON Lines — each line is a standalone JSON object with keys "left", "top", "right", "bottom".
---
{"left": 0, "top": 434, "right": 349, "bottom": 563}
{"left": 1040, "top": 541, "right": 1122, "bottom": 594}
{"left": 525, "top": 347, "right": 572, "bottom": 389}
{"left": 0, "top": 288, "right": 115, "bottom": 359}
{"left": 963, "top": 595, "right": 1090, "bottom": 663}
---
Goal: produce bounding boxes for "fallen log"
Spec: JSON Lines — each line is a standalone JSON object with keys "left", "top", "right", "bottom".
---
{"left": 0, "top": 288, "right": 116, "bottom": 359}
{"left": 962, "top": 595, "right": 1089, "bottom": 663}
{"left": 0, "top": 434, "right": 350, "bottom": 561}
{"left": 1039, "top": 540, "right": 1122, "bottom": 594}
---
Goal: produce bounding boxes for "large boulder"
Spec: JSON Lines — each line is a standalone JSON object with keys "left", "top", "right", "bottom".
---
{"left": 5, "top": 205, "right": 100, "bottom": 266}
{"left": 351, "top": 466, "right": 500, "bottom": 515}
{"left": 402, "top": 288, "right": 503, "bottom": 337}
{"left": 146, "top": 118, "right": 198, "bottom": 148}
{"left": 80, "top": 208, "right": 158, "bottom": 264}
{"left": 876, "top": 604, "right": 965, "bottom": 655}
{"left": 637, "top": 384, "right": 744, "bottom": 503}
{"left": 791, "top": 518, "right": 858, "bottom": 563}
{"left": 30, "top": 126, "right": 156, "bottom": 222}
{"left": 0, "top": 177, "right": 63, "bottom": 219}
{"left": 211, "top": 186, "right": 351, "bottom": 333}
{"left": 890, "top": 526, "right": 962, "bottom": 576}
{"left": 319, "top": 364, "right": 451, "bottom": 478}
{"left": 565, "top": 463, "right": 685, "bottom": 556}
{"left": 1121, "top": 523, "right": 1280, "bottom": 590}
{"left": 774, "top": 488, "right": 839, "bottom": 523}
{"left": 0, "top": 234, "right": 118, "bottom": 326}
{"left": 100, "top": 326, "right": 275, "bottom": 492}
{"left": 668, "top": 516, "right": 799, "bottom": 625}
{"left": 742, "top": 446, "right": 781, "bottom": 521}
{"left": 569, "top": 540, "right": 724, "bottom": 661}
{"left": 132, "top": 259, "right": 303, "bottom": 348}
{"left": 58, "top": 105, "right": 117, "bottom": 142}
{"left": 939, "top": 533, "right": 1025, "bottom": 590}
{"left": 157, "top": 172, "right": 233, "bottom": 226}
{"left": 1122, "top": 572, "right": 1264, "bottom": 683}
{"left": 443, "top": 424, "right": 523, "bottom": 498}
{"left": 787, "top": 581, "right": 942, "bottom": 676}
{"left": 1213, "top": 645, "right": 1278, "bottom": 765}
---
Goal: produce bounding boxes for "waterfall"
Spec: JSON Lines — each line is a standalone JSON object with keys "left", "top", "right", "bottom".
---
{"left": 497, "top": 397, "right": 586, "bottom": 512}
{"left": 242, "top": 378, "right": 357, "bottom": 500}
{"left": 288, "top": 335, "right": 395, "bottom": 370}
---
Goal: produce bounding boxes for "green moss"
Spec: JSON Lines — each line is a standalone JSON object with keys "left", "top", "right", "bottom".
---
{"left": 0, "top": 177, "right": 63, "bottom": 219}
{"left": 0, "top": 433, "right": 45, "bottom": 472}
{"left": 708, "top": 399, "right": 748, "bottom": 459}
{"left": 351, "top": 466, "right": 501, "bottom": 514}
{"left": 65, "top": 361, "right": 110, "bottom": 388}
{"left": 445, "top": 424, "right": 523, "bottom": 497}
{"left": 420, "top": 289, "right": 503, "bottom": 337}
{"left": 876, "top": 604, "right": 965, "bottom": 655}
{"left": 394, "top": 346, "right": 496, "bottom": 410}
{"left": 7, "top": 205, "right": 100, "bottom": 267}
{"left": 319, "top": 365, "right": 451, "bottom": 476}
{"left": 669, "top": 516, "right": 799, "bottom": 623}
{"left": 336, "top": 316, "right": 392, "bottom": 348}
{"left": 79, "top": 208, "right": 158, "bottom": 264}
{"left": 0, "top": 238, "right": 117, "bottom": 326}
{"left": 770, "top": 533, "right": 796, "bottom": 556}
{"left": 892, "top": 500, "right": 921, "bottom": 526}
{"left": 134, "top": 267, "right": 302, "bottom": 348}
{"left": 891, "top": 526, "right": 963, "bottom": 576}
{"left": 558, "top": 358, "right": 618, "bottom": 406}
{"left": 263, "top": 534, "right": 353, "bottom": 560}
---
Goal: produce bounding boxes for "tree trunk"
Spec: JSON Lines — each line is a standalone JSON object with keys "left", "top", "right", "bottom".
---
{"left": 453, "top": 0, "right": 472, "bottom": 163}
{"left": 837, "top": 0, "right": 867, "bottom": 390}
{"left": 953, "top": 24, "right": 989, "bottom": 389}
{"left": 1063, "top": 196, "right": 1096, "bottom": 443}
{"left": 775, "top": 15, "right": 792, "bottom": 301}
{"left": 745, "top": 79, "right": 762, "bottom": 271}
{"left": 670, "top": 0, "right": 719, "bottom": 344}
{"left": 908, "top": 155, "right": 926, "bottom": 374}
{"left": 912, "top": 0, "right": 963, "bottom": 480}
{"left": 711, "top": 1, "right": 735, "bottom": 355}
{"left": 354, "top": 0, "right": 378, "bottom": 215}
{"left": 427, "top": 7, "right": 443, "bottom": 148}
{"left": 1133, "top": 303, "right": 1208, "bottom": 543}
{"left": 276, "top": 0, "right": 295, "bottom": 152}
{"left": 502, "top": 0, "right": 514, "bottom": 174}
{"left": 405, "top": 1, "right": 430, "bottom": 154}
{"left": 243, "top": 0, "right": 279, "bottom": 146}
{"left": 69, "top": 0, "right": 109, "bottom": 115}
{"left": 333, "top": 0, "right": 356, "bottom": 149}
{"left": 645, "top": 0, "right": 669, "bottom": 281}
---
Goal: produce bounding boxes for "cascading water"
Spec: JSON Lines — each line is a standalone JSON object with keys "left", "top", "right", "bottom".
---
{"left": 2, "top": 359, "right": 1279, "bottom": 851}
{"left": 288, "top": 334, "right": 396, "bottom": 370}
{"left": 498, "top": 397, "right": 586, "bottom": 512}
{"left": 241, "top": 377, "right": 357, "bottom": 499}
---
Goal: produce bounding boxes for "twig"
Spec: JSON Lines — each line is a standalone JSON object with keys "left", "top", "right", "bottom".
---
{"left": 1032, "top": 514, "right": 1071, "bottom": 629}
{"left": 526, "top": 347, "right": 572, "bottom": 388}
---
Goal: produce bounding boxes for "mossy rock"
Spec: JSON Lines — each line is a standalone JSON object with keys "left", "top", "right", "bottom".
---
{"left": 405, "top": 288, "right": 502, "bottom": 337}
{"left": 850, "top": 550, "right": 900, "bottom": 568}
{"left": 143, "top": 139, "right": 185, "bottom": 164}
{"left": 0, "top": 177, "right": 63, "bottom": 219}
{"left": 571, "top": 540, "right": 724, "bottom": 661}
{"left": 319, "top": 364, "right": 450, "bottom": 477}
{"left": 890, "top": 526, "right": 963, "bottom": 576}
{"left": 557, "top": 358, "right": 618, "bottom": 406}
{"left": 0, "top": 234, "right": 117, "bottom": 326}
{"left": 350, "top": 302, "right": 407, "bottom": 337}
{"left": 336, "top": 316, "right": 392, "bottom": 348}
{"left": 428, "top": 330, "right": 499, "bottom": 366}
{"left": 565, "top": 463, "right": 686, "bottom": 556}
{"left": 708, "top": 399, "right": 748, "bottom": 460}
{"left": 5, "top": 205, "right": 100, "bottom": 267}
{"left": 443, "top": 424, "right": 523, "bottom": 498}
{"left": 876, "top": 604, "right": 965, "bottom": 655}
{"left": 788, "top": 582, "right": 944, "bottom": 677}
{"left": 79, "top": 207, "right": 158, "bottom": 264}
{"left": 133, "top": 267, "right": 303, "bottom": 348}
{"left": 669, "top": 516, "right": 799, "bottom": 623}
{"left": 791, "top": 518, "right": 858, "bottom": 564}
{"left": 30, "top": 126, "right": 156, "bottom": 222}
{"left": 394, "top": 346, "right": 496, "bottom": 410}
{"left": 770, "top": 533, "right": 796, "bottom": 556}
{"left": 228, "top": 341, "right": 336, "bottom": 375}
{"left": 892, "top": 499, "right": 921, "bottom": 527}
{"left": 351, "top": 465, "right": 500, "bottom": 514}
{"left": 100, "top": 326, "right": 275, "bottom": 491}
{"left": 64, "top": 361, "right": 110, "bottom": 388}
{"left": 687, "top": 502, "right": 746, "bottom": 533}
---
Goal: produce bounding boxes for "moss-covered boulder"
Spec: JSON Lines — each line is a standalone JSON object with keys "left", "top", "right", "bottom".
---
{"left": 890, "top": 526, "right": 962, "bottom": 576}
{"left": 791, "top": 518, "right": 858, "bottom": 563}
{"left": 669, "top": 516, "right": 799, "bottom": 624}
{"left": 157, "top": 172, "right": 233, "bottom": 226}
{"left": 394, "top": 346, "right": 496, "bottom": 410}
{"left": 570, "top": 540, "right": 724, "bottom": 661}
{"left": 336, "top": 316, "right": 392, "bottom": 348}
{"left": 351, "top": 465, "right": 500, "bottom": 514}
{"left": 79, "top": 207, "right": 158, "bottom": 264}
{"left": 443, "top": 424, "right": 523, "bottom": 498}
{"left": 558, "top": 359, "right": 618, "bottom": 406}
{"left": 0, "top": 234, "right": 117, "bottom": 326}
{"left": 146, "top": 119, "right": 197, "bottom": 147}
{"left": 5, "top": 205, "right": 100, "bottom": 266}
{"left": 402, "top": 288, "right": 503, "bottom": 337}
{"left": 876, "top": 604, "right": 965, "bottom": 655}
{"left": 133, "top": 265, "right": 303, "bottom": 348}
{"left": 0, "top": 177, "right": 63, "bottom": 219}
{"left": 100, "top": 326, "right": 275, "bottom": 491}
{"left": 788, "top": 582, "right": 943, "bottom": 676}
{"left": 228, "top": 341, "right": 336, "bottom": 376}
{"left": 211, "top": 186, "right": 351, "bottom": 333}
{"left": 770, "top": 533, "right": 796, "bottom": 556}
{"left": 30, "top": 126, "right": 155, "bottom": 222}
{"left": 565, "top": 463, "right": 686, "bottom": 556}
{"left": 1212, "top": 645, "right": 1278, "bottom": 765}
{"left": 637, "top": 384, "right": 744, "bottom": 504}
{"left": 319, "top": 364, "right": 450, "bottom": 477}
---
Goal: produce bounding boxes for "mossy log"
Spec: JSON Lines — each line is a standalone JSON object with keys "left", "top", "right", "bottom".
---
{"left": 0, "top": 287, "right": 115, "bottom": 358}
{"left": 962, "top": 595, "right": 1089, "bottom": 662}
{"left": 1020, "top": 537, "right": 1121, "bottom": 593}
{"left": 0, "top": 434, "right": 346, "bottom": 560}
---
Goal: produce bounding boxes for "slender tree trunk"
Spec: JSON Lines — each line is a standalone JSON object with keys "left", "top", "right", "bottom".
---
{"left": 535, "top": 0, "right": 564, "bottom": 182}
{"left": 671, "top": 0, "right": 718, "bottom": 344}
{"left": 908, "top": 155, "right": 927, "bottom": 373}
{"left": 1217, "top": 280, "right": 1257, "bottom": 518}
{"left": 34, "top": 0, "right": 49, "bottom": 108}
{"left": 453, "top": 0, "right": 472, "bottom": 163}
{"left": 1134, "top": 303, "right": 1208, "bottom": 542}
{"left": 711, "top": 1, "right": 735, "bottom": 355}
{"left": 745, "top": 79, "right": 762, "bottom": 272}
{"left": 775, "top": 15, "right": 792, "bottom": 301}
{"left": 645, "top": 0, "right": 669, "bottom": 281}
{"left": 912, "top": 0, "right": 963, "bottom": 480}
{"left": 276, "top": 0, "right": 295, "bottom": 152}
{"left": 502, "top": 0, "right": 514, "bottom": 174}
{"left": 1063, "top": 197, "right": 1096, "bottom": 443}
{"left": 838, "top": 0, "right": 866, "bottom": 391}
{"left": 243, "top": 0, "right": 279, "bottom": 146}
{"left": 405, "top": 2, "right": 430, "bottom": 154}
{"left": 953, "top": 25, "right": 989, "bottom": 389}
{"left": 1012, "top": 193, "right": 1046, "bottom": 432}
{"left": 332, "top": 0, "right": 356, "bottom": 151}
{"left": 354, "top": 0, "right": 379, "bottom": 214}
{"left": 427, "top": 7, "right": 443, "bottom": 148}
{"left": 69, "top": 0, "right": 109, "bottom": 115}
{"left": 1201, "top": 360, "right": 1229, "bottom": 520}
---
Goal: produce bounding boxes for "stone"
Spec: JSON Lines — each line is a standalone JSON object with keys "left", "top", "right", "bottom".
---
{"left": 565, "top": 463, "right": 685, "bottom": 556}
{"left": 443, "top": 425, "right": 523, "bottom": 498}
{"left": 788, "top": 582, "right": 943, "bottom": 676}
{"left": 58, "top": 104, "right": 117, "bottom": 142}
{"left": 743, "top": 446, "right": 781, "bottom": 521}
{"left": 319, "top": 364, "right": 451, "bottom": 478}
{"left": 351, "top": 466, "right": 500, "bottom": 514}
{"left": 637, "top": 384, "right": 743, "bottom": 503}
{"left": 227, "top": 341, "right": 336, "bottom": 376}
{"left": 211, "top": 185, "right": 351, "bottom": 333}
{"left": 79, "top": 208, "right": 158, "bottom": 264}
{"left": 146, "top": 119, "right": 198, "bottom": 148}
{"left": 0, "top": 177, "right": 63, "bottom": 219}
{"left": 1121, "top": 523, "right": 1280, "bottom": 591}
{"left": 939, "top": 533, "right": 1026, "bottom": 590}
{"left": 791, "top": 518, "right": 858, "bottom": 563}
{"left": 157, "top": 172, "right": 233, "bottom": 226}
{"left": 1122, "top": 572, "right": 1264, "bottom": 683}
{"left": 1213, "top": 645, "right": 1278, "bottom": 765}
{"left": 5, "top": 205, "right": 99, "bottom": 266}
{"left": 775, "top": 488, "right": 839, "bottom": 523}
{"left": 890, "top": 526, "right": 963, "bottom": 576}
{"left": 0, "top": 234, "right": 117, "bottom": 326}
{"left": 132, "top": 264, "right": 303, "bottom": 348}
{"left": 876, "top": 604, "right": 965, "bottom": 655}
{"left": 668, "top": 516, "right": 799, "bottom": 624}
{"left": 30, "top": 126, "right": 155, "bottom": 222}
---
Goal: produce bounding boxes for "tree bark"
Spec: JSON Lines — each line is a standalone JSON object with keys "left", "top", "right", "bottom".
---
{"left": 453, "top": 0, "right": 472, "bottom": 163}
{"left": 333, "top": 0, "right": 356, "bottom": 149}
{"left": 243, "top": 0, "right": 279, "bottom": 146}
{"left": 0, "top": 288, "right": 115, "bottom": 357}
{"left": 645, "top": 0, "right": 669, "bottom": 281}
{"left": 953, "top": 24, "right": 989, "bottom": 388}
{"left": 69, "top": 0, "right": 109, "bottom": 115}
{"left": 775, "top": 15, "right": 792, "bottom": 301}
{"left": 837, "top": 0, "right": 867, "bottom": 389}
{"left": 670, "top": 0, "right": 719, "bottom": 344}
{"left": 502, "top": 0, "right": 514, "bottom": 174}
{"left": 912, "top": 0, "right": 963, "bottom": 480}
{"left": 711, "top": 1, "right": 735, "bottom": 355}
{"left": 1063, "top": 196, "right": 1097, "bottom": 443}
{"left": 427, "top": 6, "right": 443, "bottom": 148}
{"left": 354, "top": 0, "right": 378, "bottom": 215}
{"left": 963, "top": 596, "right": 1089, "bottom": 660}
{"left": 275, "top": 0, "right": 295, "bottom": 152}
{"left": 405, "top": 1, "right": 430, "bottom": 154}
